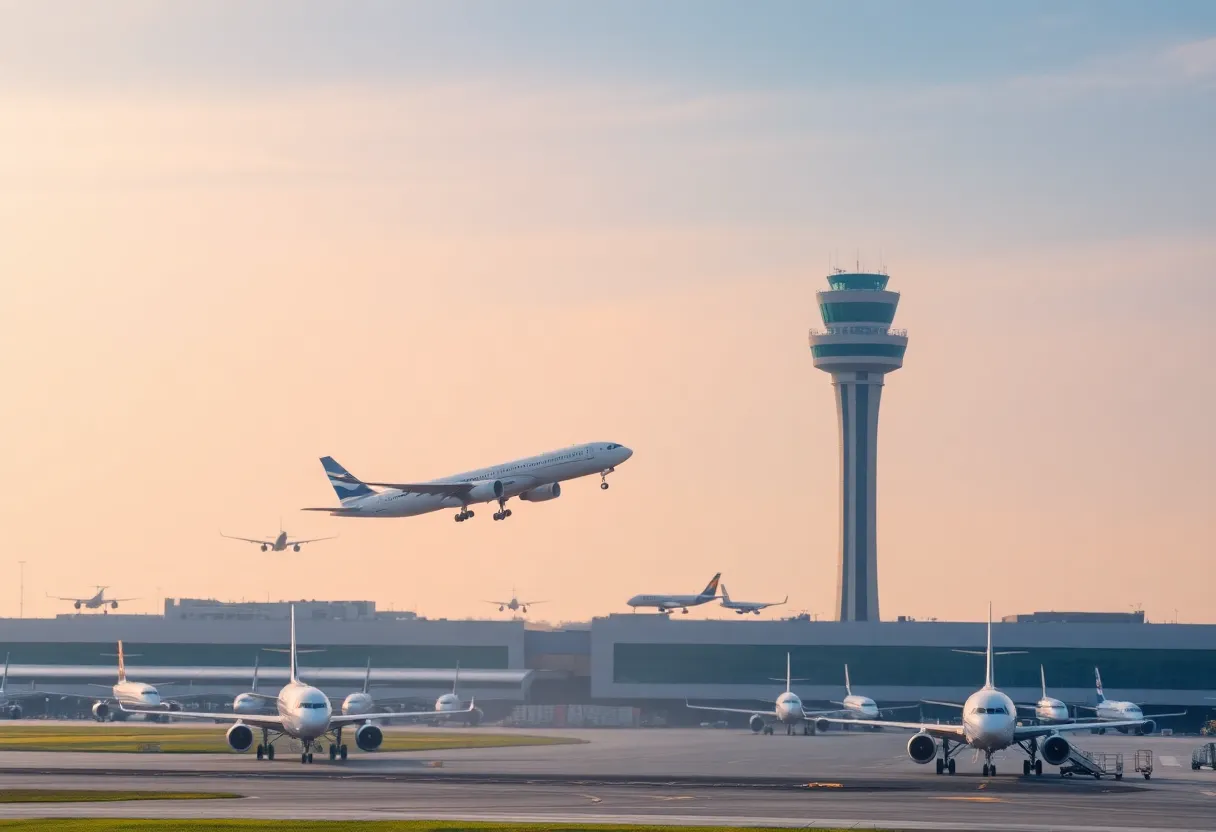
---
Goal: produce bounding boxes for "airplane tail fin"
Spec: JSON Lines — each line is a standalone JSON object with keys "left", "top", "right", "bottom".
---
{"left": 1094, "top": 667, "right": 1105, "bottom": 703}
{"left": 720, "top": 585, "right": 731, "bottom": 603}
{"left": 786, "top": 652, "right": 792, "bottom": 694}
{"left": 1, "top": 653, "right": 9, "bottom": 693}
{"left": 1041, "top": 664, "right": 1047, "bottom": 700}
{"left": 453, "top": 661, "right": 460, "bottom": 695}
{"left": 363, "top": 657, "right": 372, "bottom": 694}
{"left": 251, "top": 654, "right": 260, "bottom": 693}
{"left": 699, "top": 573, "right": 722, "bottom": 600}
{"left": 117, "top": 641, "right": 127, "bottom": 683}
{"left": 844, "top": 663, "right": 853, "bottom": 697}
{"left": 984, "top": 603, "right": 994, "bottom": 689}
{"left": 320, "top": 456, "right": 375, "bottom": 502}
{"left": 289, "top": 606, "right": 299, "bottom": 684}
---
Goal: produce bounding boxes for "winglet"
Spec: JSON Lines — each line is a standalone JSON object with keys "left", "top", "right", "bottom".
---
{"left": 289, "top": 605, "right": 299, "bottom": 684}
{"left": 984, "top": 603, "right": 994, "bottom": 690}
{"left": 363, "top": 657, "right": 372, "bottom": 694}
{"left": 117, "top": 640, "right": 127, "bottom": 683}
{"left": 844, "top": 663, "right": 852, "bottom": 697}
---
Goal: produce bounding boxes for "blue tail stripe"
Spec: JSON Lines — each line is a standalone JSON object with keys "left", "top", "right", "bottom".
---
{"left": 320, "top": 456, "right": 375, "bottom": 500}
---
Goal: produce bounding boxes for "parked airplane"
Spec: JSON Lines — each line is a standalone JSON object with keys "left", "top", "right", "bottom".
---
{"left": 1077, "top": 668, "right": 1185, "bottom": 735}
{"left": 341, "top": 659, "right": 376, "bottom": 717}
{"left": 483, "top": 589, "right": 546, "bottom": 615}
{"left": 304, "top": 443, "right": 633, "bottom": 522}
{"left": 686, "top": 653, "right": 820, "bottom": 735}
{"left": 48, "top": 587, "right": 137, "bottom": 614}
{"left": 815, "top": 606, "right": 1151, "bottom": 776}
{"left": 233, "top": 655, "right": 273, "bottom": 715}
{"left": 421, "top": 663, "right": 484, "bottom": 726}
{"left": 718, "top": 585, "right": 786, "bottom": 615}
{"left": 51, "top": 642, "right": 176, "bottom": 721}
{"left": 1014, "top": 665, "right": 1071, "bottom": 724}
{"left": 220, "top": 525, "right": 335, "bottom": 553}
{"left": 124, "top": 607, "right": 474, "bottom": 763}
{"left": 627, "top": 573, "right": 721, "bottom": 615}
{"left": 829, "top": 664, "right": 920, "bottom": 722}
{"left": 0, "top": 654, "right": 38, "bottom": 719}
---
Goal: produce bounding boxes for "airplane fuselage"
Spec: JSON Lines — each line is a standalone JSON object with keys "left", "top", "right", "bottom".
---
{"left": 332, "top": 443, "right": 631, "bottom": 518}
{"left": 113, "top": 681, "right": 163, "bottom": 710}
{"left": 1033, "top": 697, "right": 1070, "bottom": 723}
{"left": 841, "top": 694, "right": 881, "bottom": 719}
{"left": 774, "top": 691, "right": 806, "bottom": 724}
{"left": 959, "top": 688, "right": 1018, "bottom": 753}
{"left": 342, "top": 691, "right": 374, "bottom": 717}
{"left": 276, "top": 681, "right": 334, "bottom": 742}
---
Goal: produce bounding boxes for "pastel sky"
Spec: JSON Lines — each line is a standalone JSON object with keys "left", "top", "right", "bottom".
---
{"left": 2, "top": 1, "right": 1213, "bottom": 623}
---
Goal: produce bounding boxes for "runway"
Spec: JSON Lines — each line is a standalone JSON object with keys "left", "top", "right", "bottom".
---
{"left": 1, "top": 728, "right": 1214, "bottom": 830}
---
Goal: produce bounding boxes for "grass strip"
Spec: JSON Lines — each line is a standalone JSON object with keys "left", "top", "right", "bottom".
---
{"left": 0, "top": 726, "right": 580, "bottom": 754}
{"left": 0, "top": 791, "right": 239, "bottom": 803}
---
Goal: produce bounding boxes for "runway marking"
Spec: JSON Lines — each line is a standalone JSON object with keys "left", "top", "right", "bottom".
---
{"left": 577, "top": 793, "right": 602, "bottom": 804}
{"left": 1158, "top": 756, "right": 1179, "bottom": 767}
{"left": 934, "top": 796, "right": 1006, "bottom": 803}
{"left": 654, "top": 795, "right": 695, "bottom": 801}
{"left": 802, "top": 782, "right": 843, "bottom": 789}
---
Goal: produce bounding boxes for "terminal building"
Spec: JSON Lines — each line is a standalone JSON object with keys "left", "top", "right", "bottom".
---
{"left": 0, "top": 599, "right": 1213, "bottom": 730}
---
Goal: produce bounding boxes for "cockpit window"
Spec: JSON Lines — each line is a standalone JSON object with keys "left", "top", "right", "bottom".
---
{"left": 606, "top": 444, "right": 619, "bottom": 449}
{"left": 300, "top": 702, "right": 327, "bottom": 709}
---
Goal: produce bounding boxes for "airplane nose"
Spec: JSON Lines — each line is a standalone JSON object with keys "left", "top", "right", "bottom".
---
{"left": 621, "top": 446, "right": 634, "bottom": 460}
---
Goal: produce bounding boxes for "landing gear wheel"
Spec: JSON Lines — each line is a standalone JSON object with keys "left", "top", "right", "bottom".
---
{"left": 301, "top": 753, "right": 308, "bottom": 764}
{"left": 1023, "top": 760, "right": 1031, "bottom": 777}
{"left": 948, "top": 759, "right": 956, "bottom": 775}
{"left": 982, "top": 764, "right": 990, "bottom": 777}
{"left": 990, "top": 764, "right": 996, "bottom": 776}
{"left": 936, "top": 759, "right": 944, "bottom": 775}
{"left": 1034, "top": 760, "right": 1042, "bottom": 776}
{"left": 267, "top": 744, "right": 275, "bottom": 761}
{"left": 329, "top": 744, "right": 337, "bottom": 761}
{"left": 600, "top": 481, "right": 609, "bottom": 490}
{"left": 256, "top": 745, "right": 264, "bottom": 761}
{"left": 340, "top": 745, "right": 348, "bottom": 760}
{"left": 307, "top": 752, "right": 314, "bottom": 763}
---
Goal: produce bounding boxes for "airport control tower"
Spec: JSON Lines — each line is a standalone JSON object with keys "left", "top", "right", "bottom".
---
{"left": 809, "top": 270, "right": 908, "bottom": 622}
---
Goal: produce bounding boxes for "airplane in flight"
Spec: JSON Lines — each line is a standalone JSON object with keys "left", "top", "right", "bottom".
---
{"left": 48, "top": 586, "right": 137, "bottom": 614}
{"left": 124, "top": 607, "right": 474, "bottom": 763}
{"left": 483, "top": 589, "right": 546, "bottom": 615}
{"left": 304, "top": 442, "right": 633, "bottom": 523}
{"left": 814, "top": 606, "right": 1151, "bottom": 776}
{"left": 1076, "top": 667, "right": 1185, "bottom": 735}
{"left": 220, "top": 524, "right": 335, "bottom": 553}
{"left": 718, "top": 585, "right": 786, "bottom": 615}
{"left": 627, "top": 573, "right": 721, "bottom": 615}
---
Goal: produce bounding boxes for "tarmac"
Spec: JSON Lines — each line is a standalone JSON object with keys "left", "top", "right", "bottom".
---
{"left": 0, "top": 726, "right": 1214, "bottom": 830}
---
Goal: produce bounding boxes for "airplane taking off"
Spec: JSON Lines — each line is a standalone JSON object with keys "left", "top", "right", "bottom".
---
{"left": 48, "top": 587, "right": 137, "bottom": 614}
{"left": 483, "top": 589, "right": 546, "bottom": 614}
{"left": 304, "top": 443, "right": 633, "bottom": 522}
{"left": 718, "top": 585, "right": 786, "bottom": 615}
{"left": 815, "top": 606, "right": 1152, "bottom": 777}
{"left": 125, "top": 607, "right": 474, "bottom": 763}
{"left": 1076, "top": 668, "right": 1185, "bottom": 735}
{"left": 627, "top": 573, "right": 721, "bottom": 615}
{"left": 220, "top": 524, "right": 335, "bottom": 553}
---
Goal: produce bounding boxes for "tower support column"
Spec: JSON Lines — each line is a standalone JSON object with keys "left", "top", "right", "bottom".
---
{"left": 833, "top": 372, "right": 884, "bottom": 622}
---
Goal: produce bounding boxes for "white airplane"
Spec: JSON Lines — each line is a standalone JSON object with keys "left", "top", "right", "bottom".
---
{"left": 1076, "top": 667, "right": 1185, "bottom": 735}
{"left": 627, "top": 573, "right": 721, "bottom": 615}
{"left": 483, "top": 589, "right": 546, "bottom": 615}
{"left": 48, "top": 642, "right": 174, "bottom": 721}
{"left": 686, "top": 653, "right": 824, "bottom": 735}
{"left": 124, "top": 606, "right": 475, "bottom": 763}
{"left": 815, "top": 606, "right": 1151, "bottom": 777}
{"left": 304, "top": 443, "right": 633, "bottom": 523}
{"left": 340, "top": 659, "right": 376, "bottom": 717}
{"left": 48, "top": 586, "right": 137, "bottom": 614}
{"left": 422, "top": 663, "right": 484, "bottom": 726}
{"left": 220, "top": 525, "right": 335, "bottom": 553}
{"left": 0, "top": 654, "right": 41, "bottom": 719}
{"left": 718, "top": 585, "right": 786, "bottom": 615}
{"left": 828, "top": 664, "right": 919, "bottom": 722}
{"left": 1014, "top": 665, "right": 1071, "bottom": 724}
{"left": 233, "top": 655, "right": 273, "bottom": 715}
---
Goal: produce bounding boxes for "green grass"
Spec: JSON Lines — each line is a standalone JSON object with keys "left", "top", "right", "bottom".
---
{"left": 0, "top": 791, "right": 239, "bottom": 803}
{"left": 0, "top": 726, "right": 581, "bottom": 754}
{"left": 0, "top": 823, "right": 864, "bottom": 832}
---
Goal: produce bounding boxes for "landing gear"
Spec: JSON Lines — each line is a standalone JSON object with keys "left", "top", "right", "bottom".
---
{"left": 763, "top": 725, "right": 774, "bottom": 735}
{"left": 982, "top": 751, "right": 996, "bottom": 777}
{"left": 257, "top": 745, "right": 264, "bottom": 760}
{"left": 600, "top": 467, "right": 615, "bottom": 490}
{"left": 257, "top": 729, "right": 277, "bottom": 761}
{"left": 454, "top": 507, "right": 475, "bottom": 522}
{"left": 1018, "top": 738, "right": 1043, "bottom": 777}
{"left": 936, "top": 740, "right": 959, "bottom": 775}
{"left": 340, "top": 744, "right": 348, "bottom": 760}
{"left": 1035, "top": 759, "right": 1043, "bottom": 776}
{"left": 936, "top": 759, "right": 944, "bottom": 775}
{"left": 492, "top": 497, "right": 513, "bottom": 521}
{"left": 329, "top": 744, "right": 337, "bottom": 761}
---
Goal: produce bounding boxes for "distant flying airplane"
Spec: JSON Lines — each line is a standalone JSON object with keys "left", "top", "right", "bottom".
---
{"left": 718, "top": 585, "right": 786, "bottom": 615}
{"left": 816, "top": 606, "right": 1151, "bottom": 777}
{"left": 303, "top": 442, "right": 633, "bottom": 523}
{"left": 124, "top": 606, "right": 475, "bottom": 763}
{"left": 484, "top": 589, "right": 546, "bottom": 614}
{"left": 220, "top": 523, "right": 335, "bottom": 553}
{"left": 1075, "top": 667, "right": 1185, "bottom": 735}
{"left": 48, "top": 586, "right": 137, "bottom": 613}
{"left": 627, "top": 573, "right": 720, "bottom": 615}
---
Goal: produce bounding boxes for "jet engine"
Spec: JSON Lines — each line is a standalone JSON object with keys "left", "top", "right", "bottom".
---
{"left": 92, "top": 702, "right": 110, "bottom": 721}
{"left": 74, "top": 601, "right": 82, "bottom": 610}
{"left": 1139, "top": 719, "right": 1156, "bottom": 736}
{"left": 293, "top": 544, "right": 301, "bottom": 552}
{"left": 815, "top": 719, "right": 832, "bottom": 734}
{"left": 907, "top": 732, "right": 937, "bottom": 764}
{"left": 110, "top": 601, "right": 119, "bottom": 609}
{"left": 519, "top": 483, "right": 561, "bottom": 502}
{"left": 356, "top": 723, "right": 384, "bottom": 752}
{"left": 226, "top": 723, "right": 254, "bottom": 752}
{"left": 466, "top": 480, "right": 505, "bottom": 503}
{"left": 260, "top": 544, "right": 268, "bottom": 552}
{"left": 166, "top": 701, "right": 183, "bottom": 712}
{"left": 7, "top": 705, "right": 22, "bottom": 719}
{"left": 1041, "top": 735, "right": 1072, "bottom": 766}
{"left": 749, "top": 714, "right": 766, "bottom": 733}
{"left": 468, "top": 707, "right": 484, "bottom": 727}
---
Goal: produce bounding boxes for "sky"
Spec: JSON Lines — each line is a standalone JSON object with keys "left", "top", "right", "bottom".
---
{"left": 1, "top": 1, "right": 1213, "bottom": 624}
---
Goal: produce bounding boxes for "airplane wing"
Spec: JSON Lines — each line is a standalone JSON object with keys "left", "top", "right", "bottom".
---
{"left": 330, "top": 702, "right": 477, "bottom": 727}
{"left": 1143, "top": 710, "right": 1187, "bottom": 719}
{"left": 482, "top": 600, "right": 510, "bottom": 606}
{"left": 120, "top": 704, "right": 284, "bottom": 730}
{"left": 284, "top": 537, "right": 337, "bottom": 546}
{"left": 1013, "top": 718, "right": 1152, "bottom": 740}
{"left": 921, "top": 699, "right": 965, "bottom": 708}
{"left": 814, "top": 716, "right": 967, "bottom": 739}
{"left": 521, "top": 600, "right": 548, "bottom": 606}
{"left": 47, "top": 595, "right": 87, "bottom": 603}
{"left": 877, "top": 704, "right": 922, "bottom": 714}
{"left": 338, "top": 478, "right": 476, "bottom": 498}
{"left": 685, "top": 701, "right": 777, "bottom": 718}
{"left": 220, "top": 533, "right": 275, "bottom": 545}
{"left": 300, "top": 507, "right": 364, "bottom": 514}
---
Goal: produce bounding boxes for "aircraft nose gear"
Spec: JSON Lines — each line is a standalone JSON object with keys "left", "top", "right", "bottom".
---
{"left": 492, "top": 499, "right": 513, "bottom": 521}
{"left": 600, "top": 466, "right": 615, "bottom": 490}
{"left": 454, "top": 508, "right": 475, "bottom": 522}
{"left": 981, "top": 751, "right": 996, "bottom": 777}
